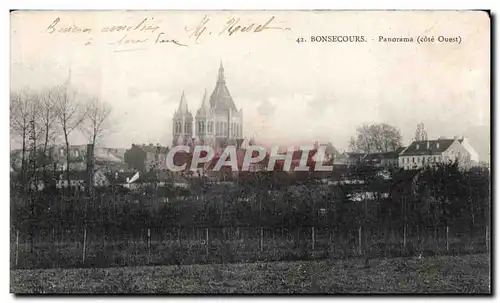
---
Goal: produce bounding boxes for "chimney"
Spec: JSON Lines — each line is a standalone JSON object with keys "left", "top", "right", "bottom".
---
{"left": 426, "top": 141, "right": 430, "bottom": 149}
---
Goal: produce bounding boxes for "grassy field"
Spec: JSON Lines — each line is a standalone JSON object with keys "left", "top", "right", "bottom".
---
{"left": 11, "top": 253, "right": 490, "bottom": 294}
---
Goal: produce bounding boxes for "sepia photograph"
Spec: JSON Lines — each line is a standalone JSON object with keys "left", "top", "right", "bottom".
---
{"left": 9, "top": 10, "right": 491, "bottom": 294}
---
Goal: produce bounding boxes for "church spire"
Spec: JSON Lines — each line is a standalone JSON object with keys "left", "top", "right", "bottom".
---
{"left": 177, "top": 91, "right": 189, "bottom": 113}
{"left": 201, "top": 88, "right": 209, "bottom": 110}
{"left": 196, "top": 88, "right": 211, "bottom": 117}
{"left": 217, "top": 61, "right": 225, "bottom": 83}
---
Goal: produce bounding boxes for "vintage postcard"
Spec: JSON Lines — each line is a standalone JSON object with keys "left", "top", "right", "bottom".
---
{"left": 10, "top": 10, "right": 490, "bottom": 294}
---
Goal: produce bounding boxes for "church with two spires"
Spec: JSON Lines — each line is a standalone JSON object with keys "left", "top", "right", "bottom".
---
{"left": 172, "top": 63, "right": 245, "bottom": 151}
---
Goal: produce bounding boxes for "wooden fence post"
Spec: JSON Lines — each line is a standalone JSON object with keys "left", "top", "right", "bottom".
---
{"left": 297, "top": 227, "right": 300, "bottom": 247}
{"left": 178, "top": 228, "right": 181, "bottom": 247}
{"left": 311, "top": 226, "right": 315, "bottom": 251}
{"left": 486, "top": 224, "right": 489, "bottom": 251}
{"left": 358, "top": 226, "right": 362, "bottom": 255}
{"left": 52, "top": 227, "right": 58, "bottom": 268}
{"left": 260, "top": 227, "right": 264, "bottom": 253}
{"left": 205, "top": 227, "right": 209, "bottom": 255}
{"left": 329, "top": 228, "right": 335, "bottom": 256}
{"left": 403, "top": 225, "right": 407, "bottom": 254}
{"left": 446, "top": 225, "right": 449, "bottom": 253}
{"left": 82, "top": 227, "right": 87, "bottom": 264}
{"left": 15, "top": 230, "right": 19, "bottom": 268}
{"left": 147, "top": 228, "right": 151, "bottom": 263}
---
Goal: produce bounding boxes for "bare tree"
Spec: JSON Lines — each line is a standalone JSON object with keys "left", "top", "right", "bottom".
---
{"left": 10, "top": 89, "right": 44, "bottom": 188}
{"left": 26, "top": 92, "right": 44, "bottom": 191}
{"left": 82, "top": 97, "right": 112, "bottom": 146}
{"left": 53, "top": 85, "right": 88, "bottom": 188}
{"left": 348, "top": 136, "right": 359, "bottom": 153}
{"left": 39, "top": 88, "right": 58, "bottom": 162}
{"left": 349, "top": 123, "right": 402, "bottom": 153}
{"left": 81, "top": 96, "right": 112, "bottom": 193}
{"left": 10, "top": 90, "right": 30, "bottom": 185}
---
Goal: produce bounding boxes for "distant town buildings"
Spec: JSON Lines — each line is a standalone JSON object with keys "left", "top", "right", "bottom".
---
{"left": 9, "top": 62, "right": 485, "bottom": 189}
{"left": 362, "top": 150, "right": 402, "bottom": 169}
{"left": 338, "top": 137, "right": 479, "bottom": 171}
{"left": 10, "top": 144, "right": 127, "bottom": 173}
{"left": 124, "top": 143, "right": 170, "bottom": 172}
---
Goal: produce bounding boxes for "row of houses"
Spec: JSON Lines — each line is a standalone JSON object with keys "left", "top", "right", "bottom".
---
{"left": 121, "top": 137, "right": 483, "bottom": 174}
{"left": 341, "top": 137, "right": 481, "bottom": 170}
{"left": 11, "top": 136, "right": 484, "bottom": 192}
{"left": 19, "top": 169, "right": 192, "bottom": 192}
{"left": 10, "top": 145, "right": 128, "bottom": 173}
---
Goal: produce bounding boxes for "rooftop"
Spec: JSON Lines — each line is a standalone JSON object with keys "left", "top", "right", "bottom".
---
{"left": 400, "top": 139, "right": 457, "bottom": 156}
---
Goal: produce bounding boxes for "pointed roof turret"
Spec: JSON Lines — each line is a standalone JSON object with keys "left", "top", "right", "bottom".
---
{"left": 210, "top": 62, "right": 237, "bottom": 112}
{"left": 196, "top": 88, "right": 210, "bottom": 116}
{"left": 176, "top": 91, "right": 189, "bottom": 114}
{"left": 218, "top": 61, "right": 225, "bottom": 83}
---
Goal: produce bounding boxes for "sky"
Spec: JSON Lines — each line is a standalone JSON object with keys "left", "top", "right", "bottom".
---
{"left": 10, "top": 11, "right": 491, "bottom": 160}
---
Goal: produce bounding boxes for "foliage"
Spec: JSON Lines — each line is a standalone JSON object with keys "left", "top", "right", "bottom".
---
{"left": 349, "top": 123, "right": 402, "bottom": 153}
{"left": 10, "top": 162, "right": 490, "bottom": 269}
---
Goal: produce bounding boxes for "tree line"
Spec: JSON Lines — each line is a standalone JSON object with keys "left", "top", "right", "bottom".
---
{"left": 10, "top": 83, "right": 112, "bottom": 191}
{"left": 11, "top": 162, "right": 490, "bottom": 241}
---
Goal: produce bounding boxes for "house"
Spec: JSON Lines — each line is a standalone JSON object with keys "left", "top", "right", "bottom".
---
{"left": 113, "top": 169, "right": 191, "bottom": 190}
{"left": 140, "top": 170, "right": 189, "bottom": 187}
{"left": 344, "top": 153, "right": 367, "bottom": 166}
{"left": 314, "top": 142, "right": 342, "bottom": 164}
{"left": 459, "top": 137, "right": 479, "bottom": 162}
{"left": 398, "top": 137, "right": 477, "bottom": 170}
{"left": 10, "top": 144, "right": 129, "bottom": 172}
{"left": 124, "top": 144, "right": 170, "bottom": 172}
{"left": 57, "top": 169, "right": 110, "bottom": 189}
{"left": 363, "top": 148, "right": 404, "bottom": 169}
{"left": 106, "top": 171, "right": 137, "bottom": 185}
{"left": 310, "top": 142, "right": 342, "bottom": 164}
{"left": 20, "top": 169, "right": 109, "bottom": 191}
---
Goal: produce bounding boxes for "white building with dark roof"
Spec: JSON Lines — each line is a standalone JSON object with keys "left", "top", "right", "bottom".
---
{"left": 398, "top": 137, "right": 478, "bottom": 170}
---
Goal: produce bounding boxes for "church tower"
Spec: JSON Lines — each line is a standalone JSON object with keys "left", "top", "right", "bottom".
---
{"left": 195, "top": 62, "right": 244, "bottom": 151}
{"left": 172, "top": 91, "right": 193, "bottom": 146}
{"left": 195, "top": 89, "right": 214, "bottom": 147}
